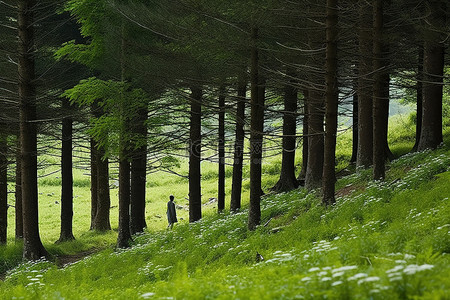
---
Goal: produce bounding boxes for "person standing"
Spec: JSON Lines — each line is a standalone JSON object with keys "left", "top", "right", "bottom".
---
{"left": 166, "top": 195, "right": 178, "bottom": 229}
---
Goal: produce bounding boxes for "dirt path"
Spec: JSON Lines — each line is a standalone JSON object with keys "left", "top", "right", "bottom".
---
{"left": 55, "top": 248, "right": 101, "bottom": 268}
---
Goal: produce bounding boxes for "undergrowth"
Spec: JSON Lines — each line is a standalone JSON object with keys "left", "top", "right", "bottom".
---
{"left": 0, "top": 142, "right": 449, "bottom": 299}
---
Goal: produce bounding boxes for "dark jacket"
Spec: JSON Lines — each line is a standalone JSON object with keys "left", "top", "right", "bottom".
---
{"left": 167, "top": 200, "right": 178, "bottom": 224}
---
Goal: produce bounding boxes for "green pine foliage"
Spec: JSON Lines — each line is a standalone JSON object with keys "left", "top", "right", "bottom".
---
{"left": 0, "top": 116, "right": 449, "bottom": 299}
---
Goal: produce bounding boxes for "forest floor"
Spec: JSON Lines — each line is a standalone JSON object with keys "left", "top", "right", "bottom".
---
{"left": 0, "top": 114, "right": 449, "bottom": 299}
{"left": 55, "top": 248, "right": 102, "bottom": 268}
{"left": 0, "top": 143, "right": 448, "bottom": 299}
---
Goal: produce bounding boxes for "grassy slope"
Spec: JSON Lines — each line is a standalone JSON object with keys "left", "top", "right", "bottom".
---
{"left": 0, "top": 114, "right": 449, "bottom": 299}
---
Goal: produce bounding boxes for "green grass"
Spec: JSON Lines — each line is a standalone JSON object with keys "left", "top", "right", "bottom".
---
{"left": 0, "top": 112, "right": 449, "bottom": 299}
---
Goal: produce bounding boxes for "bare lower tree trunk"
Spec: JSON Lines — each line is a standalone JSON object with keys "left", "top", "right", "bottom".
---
{"left": 0, "top": 134, "right": 7, "bottom": 244}
{"left": 90, "top": 103, "right": 110, "bottom": 231}
{"left": 117, "top": 28, "right": 133, "bottom": 247}
{"left": 373, "top": 0, "right": 389, "bottom": 180}
{"left": 93, "top": 148, "right": 111, "bottom": 231}
{"left": 356, "top": 3, "right": 373, "bottom": 169}
{"left": 189, "top": 87, "right": 202, "bottom": 223}
{"left": 89, "top": 138, "right": 98, "bottom": 230}
{"left": 350, "top": 76, "right": 358, "bottom": 163}
{"left": 272, "top": 73, "right": 298, "bottom": 192}
{"left": 297, "top": 90, "right": 308, "bottom": 184}
{"left": 117, "top": 158, "right": 131, "bottom": 248}
{"left": 218, "top": 86, "right": 226, "bottom": 212}
{"left": 19, "top": 0, "right": 48, "bottom": 260}
{"left": 417, "top": 1, "right": 445, "bottom": 151}
{"left": 248, "top": 27, "right": 265, "bottom": 231}
{"left": 322, "top": 0, "right": 339, "bottom": 206}
{"left": 230, "top": 75, "right": 246, "bottom": 212}
{"left": 130, "top": 106, "right": 147, "bottom": 234}
{"left": 15, "top": 142, "right": 23, "bottom": 239}
{"left": 305, "top": 88, "right": 324, "bottom": 191}
{"left": 58, "top": 99, "right": 75, "bottom": 242}
{"left": 412, "top": 45, "right": 423, "bottom": 152}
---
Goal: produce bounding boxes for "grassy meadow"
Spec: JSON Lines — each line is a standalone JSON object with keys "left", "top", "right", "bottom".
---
{"left": 0, "top": 110, "right": 449, "bottom": 299}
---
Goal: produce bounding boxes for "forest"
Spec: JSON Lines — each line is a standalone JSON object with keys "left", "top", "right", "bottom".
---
{"left": 0, "top": 0, "right": 449, "bottom": 299}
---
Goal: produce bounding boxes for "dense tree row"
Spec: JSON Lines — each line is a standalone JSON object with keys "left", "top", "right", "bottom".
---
{"left": 0, "top": 0, "right": 448, "bottom": 258}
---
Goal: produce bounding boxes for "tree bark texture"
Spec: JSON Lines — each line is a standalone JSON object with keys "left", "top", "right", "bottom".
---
{"left": 89, "top": 138, "right": 98, "bottom": 230}
{"left": 218, "top": 87, "right": 226, "bottom": 212}
{"left": 372, "top": 0, "right": 389, "bottom": 180}
{"left": 0, "top": 135, "right": 7, "bottom": 244}
{"left": 322, "top": 0, "right": 339, "bottom": 206}
{"left": 297, "top": 90, "right": 308, "bottom": 183}
{"left": 189, "top": 87, "right": 202, "bottom": 223}
{"left": 93, "top": 149, "right": 111, "bottom": 231}
{"left": 18, "top": 0, "right": 48, "bottom": 259}
{"left": 117, "top": 28, "right": 133, "bottom": 247}
{"left": 58, "top": 99, "right": 75, "bottom": 242}
{"left": 230, "top": 76, "right": 246, "bottom": 212}
{"left": 356, "top": 3, "right": 373, "bottom": 169}
{"left": 15, "top": 143, "right": 23, "bottom": 239}
{"left": 90, "top": 103, "right": 111, "bottom": 231}
{"left": 412, "top": 45, "right": 424, "bottom": 152}
{"left": 130, "top": 106, "right": 147, "bottom": 234}
{"left": 248, "top": 27, "right": 265, "bottom": 231}
{"left": 117, "top": 158, "right": 132, "bottom": 248}
{"left": 417, "top": 1, "right": 445, "bottom": 151}
{"left": 305, "top": 88, "right": 324, "bottom": 191}
{"left": 350, "top": 74, "right": 358, "bottom": 163}
{"left": 272, "top": 74, "right": 298, "bottom": 192}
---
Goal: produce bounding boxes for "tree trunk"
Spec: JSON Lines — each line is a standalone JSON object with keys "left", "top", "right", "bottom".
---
{"left": 248, "top": 27, "right": 265, "bottom": 231}
{"left": 218, "top": 86, "right": 226, "bottom": 212}
{"left": 130, "top": 106, "right": 147, "bottom": 234}
{"left": 272, "top": 73, "right": 299, "bottom": 192}
{"left": 304, "top": 88, "right": 324, "bottom": 191}
{"left": 89, "top": 138, "right": 98, "bottom": 230}
{"left": 412, "top": 45, "right": 424, "bottom": 152}
{"left": 417, "top": 1, "right": 445, "bottom": 151}
{"left": 230, "top": 75, "right": 246, "bottom": 212}
{"left": 93, "top": 148, "right": 111, "bottom": 231}
{"left": 117, "top": 158, "right": 132, "bottom": 248}
{"left": 322, "top": 0, "right": 339, "bottom": 206}
{"left": 356, "top": 3, "right": 373, "bottom": 168}
{"left": 372, "top": 0, "right": 388, "bottom": 180}
{"left": 0, "top": 134, "right": 7, "bottom": 244}
{"left": 18, "top": 0, "right": 48, "bottom": 260}
{"left": 15, "top": 141, "right": 23, "bottom": 239}
{"left": 297, "top": 90, "right": 308, "bottom": 184}
{"left": 90, "top": 103, "right": 111, "bottom": 231}
{"left": 117, "top": 22, "right": 133, "bottom": 246}
{"left": 350, "top": 74, "right": 358, "bottom": 163}
{"left": 189, "top": 87, "right": 202, "bottom": 223}
{"left": 57, "top": 99, "right": 75, "bottom": 242}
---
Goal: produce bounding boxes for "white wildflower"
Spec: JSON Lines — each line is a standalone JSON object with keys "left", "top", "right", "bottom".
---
{"left": 301, "top": 277, "right": 312, "bottom": 282}
{"left": 386, "top": 265, "right": 404, "bottom": 274}
{"left": 403, "top": 264, "right": 434, "bottom": 275}
{"left": 437, "top": 224, "right": 450, "bottom": 230}
{"left": 389, "top": 276, "right": 403, "bottom": 282}
{"left": 332, "top": 265, "right": 357, "bottom": 273}
{"left": 358, "top": 276, "right": 380, "bottom": 285}
{"left": 395, "top": 260, "right": 407, "bottom": 264}
{"left": 348, "top": 273, "right": 368, "bottom": 281}
{"left": 404, "top": 254, "right": 416, "bottom": 260}
{"left": 308, "top": 267, "right": 320, "bottom": 272}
